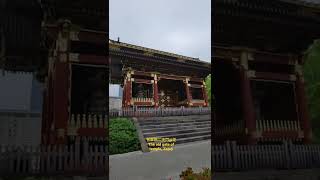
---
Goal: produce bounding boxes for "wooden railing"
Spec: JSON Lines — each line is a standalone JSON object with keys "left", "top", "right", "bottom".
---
{"left": 132, "top": 97, "right": 154, "bottom": 102}
{"left": 69, "top": 114, "right": 107, "bottom": 129}
{"left": 109, "top": 106, "right": 211, "bottom": 117}
{"left": 0, "top": 138, "right": 108, "bottom": 176}
{"left": 215, "top": 120, "right": 244, "bottom": 136}
{"left": 212, "top": 141, "right": 320, "bottom": 170}
{"left": 256, "top": 120, "right": 301, "bottom": 131}
{"left": 215, "top": 120, "right": 301, "bottom": 138}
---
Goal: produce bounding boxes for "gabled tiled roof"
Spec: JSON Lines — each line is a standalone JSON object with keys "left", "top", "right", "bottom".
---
{"left": 109, "top": 39, "right": 210, "bottom": 64}
{"left": 281, "top": 0, "right": 320, "bottom": 8}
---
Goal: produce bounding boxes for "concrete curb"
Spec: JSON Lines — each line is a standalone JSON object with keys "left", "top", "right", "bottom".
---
{"left": 132, "top": 117, "right": 150, "bottom": 153}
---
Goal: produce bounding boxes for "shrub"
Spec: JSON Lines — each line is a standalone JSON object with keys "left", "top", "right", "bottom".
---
{"left": 179, "top": 167, "right": 211, "bottom": 180}
{"left": 109, "top": 118, "right": 140, "bottom": 154}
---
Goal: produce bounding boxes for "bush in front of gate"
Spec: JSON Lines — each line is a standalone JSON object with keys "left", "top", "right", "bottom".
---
{"left": 179, "top": 167, "right": 211, "bottom": 180}
{"left": 109, "top": 118, "right": 141, "bottom": 154}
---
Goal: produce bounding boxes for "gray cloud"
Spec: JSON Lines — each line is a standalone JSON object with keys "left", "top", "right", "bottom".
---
{"left": 109, "top": 0, "right": 211, "bottom": 62}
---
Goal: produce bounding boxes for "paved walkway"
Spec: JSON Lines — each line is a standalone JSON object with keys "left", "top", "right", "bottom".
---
{"left": 214, "top": 169, "right": 320, "bottom": 180}
{"left": 109, "top": 140, "right": 211, "bottom": 180}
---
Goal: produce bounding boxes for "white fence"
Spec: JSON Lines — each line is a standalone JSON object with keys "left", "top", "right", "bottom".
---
{"left": 212, "top": 141, "right": 320, "bottom": 170}
{"left": 109, "top": 106, "right": 211, "bottom": 117}
{"left": 0, "top": 138, "right": 108, "bottom": 176}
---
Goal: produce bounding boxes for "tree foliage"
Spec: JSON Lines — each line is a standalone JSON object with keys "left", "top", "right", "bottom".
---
{"left": 303, "top": 40, "right": 320, "bottom": 142}
{"left": 205, "top": 74, "right": 211, "bottom": 106}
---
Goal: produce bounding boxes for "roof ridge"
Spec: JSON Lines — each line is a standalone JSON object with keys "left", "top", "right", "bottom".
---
{"left": 280, "top": 0, "right": 320, "bottom": 8}
{"left": 109, "top": 39, "right": 210, "bottom": 63}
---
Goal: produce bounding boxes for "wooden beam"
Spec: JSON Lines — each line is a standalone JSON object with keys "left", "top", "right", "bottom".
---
{"left": 69, "top": 53, "right": 108, "bottom": 65}
{"left": 189, "top": 84, "right": 203, "bottom": 88}
{"left": 253, "top": 71, "right": 296, "bottom": 81}
{"left": 131, "top": 70, "right": 153, "bottom": 77}
{"left": 134, "top": 78, "right": 153, "bottom": 84}
{"left": 190, "top": 77, "right": 204, "bottom": 82}
{"left": 253, "top": 51, "right": 296, "bottom": 65}
{"left": 70, "top": 30, "right": 106, "bottom": 44}
{"left": 159, "top": 74, "right": 187, "bottom": 81}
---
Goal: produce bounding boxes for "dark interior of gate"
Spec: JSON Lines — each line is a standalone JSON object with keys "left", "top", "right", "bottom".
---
{"left": 251, "top": 80, "right": 298, "bottom": 123}
{"left": 213, "top": 59, "right": 243, "bottom": 142}
{"left": 71, "top": 65, "right": 107, "bottom": 115}
{"left": 213, "top": 53, "right": 301, "bottom": 144}
{"left": 157, "top": 79, "right": 187, "bottom": 107}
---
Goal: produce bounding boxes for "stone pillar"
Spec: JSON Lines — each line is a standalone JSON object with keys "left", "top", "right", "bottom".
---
{"left": 295, "top": 63, "right": 311, "bottom": 143}
{"left": 240, "top": 50, "right": 256, "bottom": 144}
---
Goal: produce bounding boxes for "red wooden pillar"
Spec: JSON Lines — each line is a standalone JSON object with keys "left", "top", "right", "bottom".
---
{"left": 124, "top": 71, "right": 132, "bottom": 107}
{"left": 127, "top": 79, "right": 132, "bottom": 106}
{"left": 52, "top": 21, "right": 71, "bottom": 144}
{"left": 240, "top": 51, "right": 256, "bottom": 144}
{"left": 53, "top": 62, "right": 69, "bottom": 144}
{"left": 185, "top": 78, "right": 192, "bottom": 106}
{"left": 153, "top": 74, "right": 159, "bottom": 107}
{"left": 295, "top": 65, "right": 311, "bottom": 143}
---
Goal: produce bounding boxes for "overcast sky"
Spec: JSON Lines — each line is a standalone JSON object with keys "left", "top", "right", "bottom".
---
{"left": 109, "top": 0, "right": 211, "bottom": 62}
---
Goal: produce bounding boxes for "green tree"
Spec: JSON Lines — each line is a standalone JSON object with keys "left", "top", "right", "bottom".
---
{"left": 205, "top": 74, "right": 211, "bottom": 106}
{"left": 304, "top": 39, "right": 320, "bottom": 142}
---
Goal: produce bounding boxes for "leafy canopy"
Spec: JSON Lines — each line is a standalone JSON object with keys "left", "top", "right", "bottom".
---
{"left": 205, "top": 74, "right": 212, "bottom": 106}
{"left": 303, "top": 40, "right": 320, "bottom": 142}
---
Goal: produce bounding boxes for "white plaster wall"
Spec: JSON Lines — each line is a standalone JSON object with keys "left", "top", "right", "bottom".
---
{"left": 0, "top": 71, "right": 33, "bottom": 111}
{"left": 0, "top": 70, "right": 43, "bottom": 146}
{"left": 0, "top": 113, "right": 41, "bottom": 146}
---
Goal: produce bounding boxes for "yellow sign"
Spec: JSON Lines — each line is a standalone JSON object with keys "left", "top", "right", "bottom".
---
{"left": 146, "top": 137, "right": 176, "bottom": 151}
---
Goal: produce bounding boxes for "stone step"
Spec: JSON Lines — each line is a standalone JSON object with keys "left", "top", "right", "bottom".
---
{"left": 175, "top": 135, "right": 211, "bottom": 144}
{"left": 138, "top": 115, "right": 211, "bottom": 122}
{"left": 138, "top": 115, "right": 212, "bottom": 145}
{"left": 144, "top": 129, "right": 211, "bottom": 139}
{"left": 142, "top": 123, "right": 211, "bottom": 133}
{"left": 140, "top": 120, "right": 211, "bottom": 129}
{"left": 143, "top": 127, "right": 211, "bottom": 137}
{"left": 138, "top": 118, "right": 211, "bottom": 126}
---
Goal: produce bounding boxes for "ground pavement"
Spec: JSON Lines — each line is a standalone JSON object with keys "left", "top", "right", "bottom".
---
{"left": 109, "top": 140, "right": 211, "bottom": 180}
